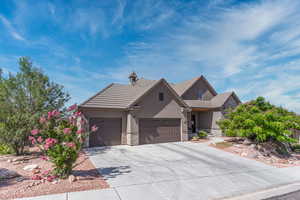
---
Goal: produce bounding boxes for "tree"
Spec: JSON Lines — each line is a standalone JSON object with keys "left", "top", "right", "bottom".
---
{"left": 217, "top": 97, "right": 300, "bottom": 144}
{"left": 0, "top": 57, "right": 70, "bottom": 155}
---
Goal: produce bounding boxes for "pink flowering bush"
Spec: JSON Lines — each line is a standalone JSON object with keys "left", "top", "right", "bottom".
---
{"left": 30, "top": 104, "right": 97, "bottom": 178}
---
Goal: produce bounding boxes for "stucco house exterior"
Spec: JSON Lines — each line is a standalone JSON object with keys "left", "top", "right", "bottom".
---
{"left": 79, "top": 72, "right": 241, "bottom": 147}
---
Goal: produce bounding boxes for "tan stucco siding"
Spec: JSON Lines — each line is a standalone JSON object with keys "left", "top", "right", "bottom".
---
{"left": 127, "top": 82, "right": 188, "bottom": 144}
{"left": 182, "top": 79, "right": 214, "bottom": 100}
{"left": 135, "top": 82, "right": 184, "bottom": 119}
{"left": 82, "top": 109, "right": 124, "bottom": 118}
{"left": 211, "top": 111, "right": 223, "bottom": 129}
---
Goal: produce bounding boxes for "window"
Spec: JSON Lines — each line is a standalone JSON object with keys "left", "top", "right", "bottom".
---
{"left": 198, "top": 92, "right": 203, "bottom": 100}
{"left": 159, "top": 92, "right": 164, "bottom": 101}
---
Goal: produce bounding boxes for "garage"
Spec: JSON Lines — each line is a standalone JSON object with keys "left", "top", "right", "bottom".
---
{"left": 139, "top": 118, "right": 181, "bottom": 144}
{"left": 89, "top": 118, "right": 122, "bottom": 147}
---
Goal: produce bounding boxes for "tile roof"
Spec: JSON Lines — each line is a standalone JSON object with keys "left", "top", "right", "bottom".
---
{"left": 170, "top": 77, "right": 200, "bottom": 96}
{"left": 80, "top": 78, "right": 158, "bottom": 109}
{"left": 185, "top": 92, "right": 240, "bottom": 109}
{"left": 80, "top": 76, "right": 239, "bottom": 109}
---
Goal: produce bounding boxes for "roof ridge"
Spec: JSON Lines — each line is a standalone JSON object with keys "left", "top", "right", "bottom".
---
{"left": 128, "top": 78, "right": 188, "bottom": 108}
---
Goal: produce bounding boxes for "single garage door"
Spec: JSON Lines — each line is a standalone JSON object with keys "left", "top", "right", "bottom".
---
{"left": 139, "top": 118, "right": 181, "bottom": 144}
{"left": 89, "top": 118, "right": 122, "bottom": 147}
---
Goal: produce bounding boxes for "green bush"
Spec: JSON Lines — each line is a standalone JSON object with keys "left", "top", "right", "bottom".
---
{"left": 192, "top": 135, "right": 200, "bottom": 140}
{"left": 198, "top": 130, "right": 208, "bottom": 139}
{"left": 291, "top": 144, "right": 300, "bottom": 153}
{"left": 0, "top": 143, "right": 12, "bottom": 155}
{"left": 217, "top": 97, "right": 300, "bottom": 144}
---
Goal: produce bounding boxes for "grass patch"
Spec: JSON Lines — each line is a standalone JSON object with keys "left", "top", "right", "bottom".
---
{"left": 214, "top": 141, "right": 233, "bottom": 149}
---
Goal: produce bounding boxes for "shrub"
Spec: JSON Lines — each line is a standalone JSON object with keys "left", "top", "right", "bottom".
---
{"left": 198, "top": 130, "right": 208, "bottom": 139}
{"left": 30, "top": 104, "right": 97, "bottom": 178}
{"left": 192, "top": 136, "right": 200, "bottom": 140}
{"left": 291, "top": 144, "right": 300, "bottom": 153}
{"left": 0, "top": 143, "right": 12, "bottom": 155}
{"left": 217, "top": 97, "right": 300, "bottom": 144}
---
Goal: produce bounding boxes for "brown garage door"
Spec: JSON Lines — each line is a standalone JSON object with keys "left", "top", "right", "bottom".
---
{"left": 89, "top": 118, "right": 122, "bottom": 147}
{"left": 139, "top": 118, "right": 181, "bottom": 144}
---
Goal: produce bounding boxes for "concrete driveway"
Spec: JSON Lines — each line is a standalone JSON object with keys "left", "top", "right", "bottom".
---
{"left": 86, "top": 142, "right": 300, "bottom": 200}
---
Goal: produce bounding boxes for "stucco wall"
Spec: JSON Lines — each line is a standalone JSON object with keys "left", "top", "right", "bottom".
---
{"left": 135, "top": 82, "right": 184, "bottom": 119}
{"left": 211, "top": 96, "right": 240, "bottom": 136}
{"left": 130, "top": 82, "right": 188, "bottom": 144}
{"left": 182, "top": 79, "right": 214, "bottom": 100}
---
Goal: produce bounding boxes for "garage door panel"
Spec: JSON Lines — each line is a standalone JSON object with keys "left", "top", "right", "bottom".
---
{"left": 139, "top": 118, "right": 181, "bottom": 144}
{"left": 89, "top": 118, "right": 122, "bottom": 147}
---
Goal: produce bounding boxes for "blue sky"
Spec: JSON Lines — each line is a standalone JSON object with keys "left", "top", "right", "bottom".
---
{"left": 1, "top": 0, "right": 300, "bottom": 113}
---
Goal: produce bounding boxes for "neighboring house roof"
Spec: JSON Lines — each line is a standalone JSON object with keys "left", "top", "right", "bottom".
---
{"left": 171, "top": 75, "right": 218, "bottom": 97}
{"left": 80, "top": 78, "right": 188, "bottom": 109}
{"left": 185, "top": 92, "right": 241, "bottom": 109}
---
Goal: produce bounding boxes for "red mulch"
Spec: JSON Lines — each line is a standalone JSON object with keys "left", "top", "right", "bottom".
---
{"left": 0, "top": 150, "right": 109, "bottom": 200}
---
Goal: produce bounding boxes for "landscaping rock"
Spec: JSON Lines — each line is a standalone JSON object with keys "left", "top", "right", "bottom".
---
{"left": 241, "top": 152, "right": 247, "bottom": 157}
{"left": 33, "top": 169, "right": 40, "bottom": 174}
{"left": 7, "top": 159, "right": 12, "bottom": 163}
{"left": 68, "top": 175, "right": 77, "bottom": 183}
{"left": 243, "top": 138, "right": 252, "bottom": 145}
{"left": 12, "top": 158, "right": 26, "bottom": 162}
{"left": 13, "top": 161, "right": 22, "bottom": 165}
{"left": 23, "top": 164, "right": 39, "bottom": 171}
{"left": 0, "top": 168, "right": 20, "bottom": 180}
{"left": 248, "top": 152, "right": 259, "bottom": 159}
{"left": 16, "top": 177, "right": 25, "bottom": 182}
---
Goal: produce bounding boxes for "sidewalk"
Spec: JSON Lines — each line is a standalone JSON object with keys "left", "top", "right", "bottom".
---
{"left": 16, "top": 181, "right": 300, "bottom": 200}
{"left": 16, "top": 188, "right": 121, "bottom": 200}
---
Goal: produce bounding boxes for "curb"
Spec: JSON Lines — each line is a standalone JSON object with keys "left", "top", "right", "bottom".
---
{"left": 223, "top": 182, "right": 300, "bottom": 200}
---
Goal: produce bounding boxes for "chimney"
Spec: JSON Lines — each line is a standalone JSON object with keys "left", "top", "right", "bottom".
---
{"left": 129, "top": 72, "right": 138, "bottom": 85}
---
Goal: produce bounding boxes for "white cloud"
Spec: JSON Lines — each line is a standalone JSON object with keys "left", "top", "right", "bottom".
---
{"left": 0, "top": 15, "right": 26, "bottom": 41}
{"left": 104, "top": 0, "right": 300, "bottom": 112}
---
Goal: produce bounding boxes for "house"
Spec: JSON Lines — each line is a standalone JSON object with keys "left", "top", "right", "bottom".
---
{"left": 79, "top": 72, "right": 241, "bottom": 147}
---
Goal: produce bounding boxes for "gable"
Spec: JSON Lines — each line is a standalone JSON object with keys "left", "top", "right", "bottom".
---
{"left": 133, "top": 80, "right": 186, "bottom": 118}
{"left": 223, "top": 93, "right": 241, "bottom": 109}
{"left": 181, "top": 78, "right": 216, "bottom": 100}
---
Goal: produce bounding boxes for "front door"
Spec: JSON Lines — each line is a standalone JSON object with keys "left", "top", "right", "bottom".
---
{"left": 191, "top": 114, "right": 196, "bottom": 133}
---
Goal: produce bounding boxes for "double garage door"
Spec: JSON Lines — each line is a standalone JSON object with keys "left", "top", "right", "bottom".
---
{"left": 89, "top": 118, "right": 181, "bottom": 147}
{"left": 139, "top": 118, "right": 181, "bottom": 145}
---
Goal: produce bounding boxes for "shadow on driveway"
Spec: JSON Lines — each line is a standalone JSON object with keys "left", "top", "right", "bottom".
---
{"left": 97, "top": 166, "right": 131, "bottom": 180}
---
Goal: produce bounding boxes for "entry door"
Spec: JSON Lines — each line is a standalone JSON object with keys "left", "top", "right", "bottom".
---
{"left": 191, "top": 114, "right": 196, "bottom": 133}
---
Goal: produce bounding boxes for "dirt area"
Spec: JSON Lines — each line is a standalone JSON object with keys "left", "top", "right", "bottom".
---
{"left": 211, "top": 137, "right": 300, "bottom": 168}
{"left": 190, "top": 138, "right": 210, "bottom": 143}
{"left": 0, "top": 150, "right": 109, "bottom": 200}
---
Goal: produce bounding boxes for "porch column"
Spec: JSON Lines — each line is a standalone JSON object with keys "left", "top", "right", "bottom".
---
{"left": 126, "top": 111, "right": 139, "bottom": 145}
{"left": 181, "top": 108, "right": 189, "bottom": 141}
